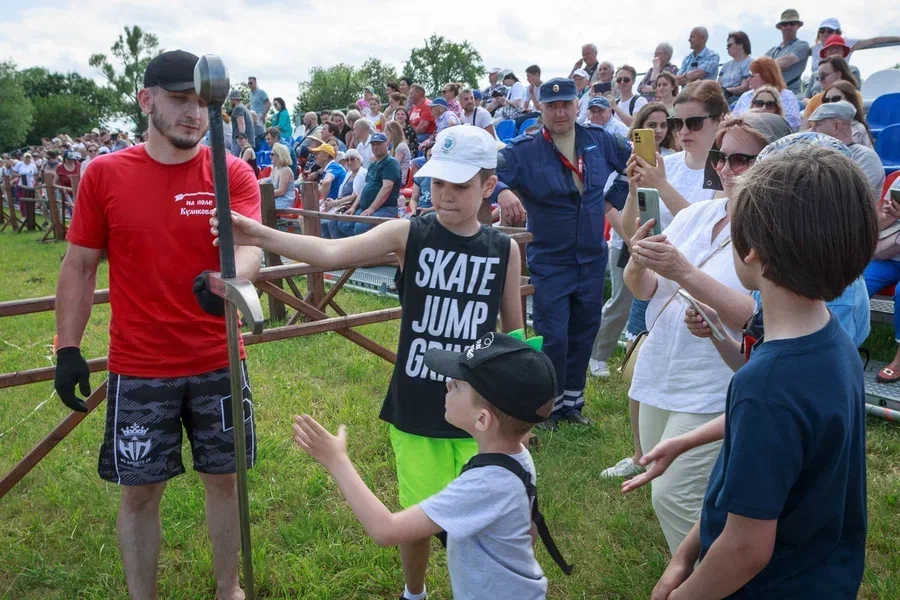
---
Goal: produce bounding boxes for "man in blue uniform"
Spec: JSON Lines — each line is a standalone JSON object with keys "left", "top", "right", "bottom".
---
{"left": 497, "top": 77, "right": 630, "bottom": 428}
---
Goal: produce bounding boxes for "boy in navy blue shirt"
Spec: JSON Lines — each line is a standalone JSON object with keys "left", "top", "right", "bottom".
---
{"left": 652, "top": 146, "right": 877, "bottom": 600}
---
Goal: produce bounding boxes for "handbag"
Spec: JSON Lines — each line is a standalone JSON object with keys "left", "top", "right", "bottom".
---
{"left": 618, "top": 236, "right": 732, "bottom": 384}
{"left": 874, "top": 221, "right": 900, "bottom": 260}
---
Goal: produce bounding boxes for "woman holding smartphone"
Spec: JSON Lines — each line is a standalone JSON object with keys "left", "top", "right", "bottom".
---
{"left": 616, "top": 113, "right": 793, "bottom": 552}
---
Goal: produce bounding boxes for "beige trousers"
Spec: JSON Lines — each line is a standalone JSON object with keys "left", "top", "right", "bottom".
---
{"left": 639, "top": 403, "right": 724, "bottom": 554}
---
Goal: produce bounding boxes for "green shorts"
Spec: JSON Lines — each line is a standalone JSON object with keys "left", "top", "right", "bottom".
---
{"left": 389, "top": 425, "right": 478, "bottom": 508}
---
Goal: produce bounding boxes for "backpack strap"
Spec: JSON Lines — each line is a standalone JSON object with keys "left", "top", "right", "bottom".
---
{"left": 453, "top": 453, "right": 574, "bottom": 575}
{"left": 629, "top": 95, "right": 638, "bottom": 114}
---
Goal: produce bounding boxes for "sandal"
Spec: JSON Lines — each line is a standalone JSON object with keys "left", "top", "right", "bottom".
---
{"left": 876, "top": 366, "right": 900, "bottom": 384}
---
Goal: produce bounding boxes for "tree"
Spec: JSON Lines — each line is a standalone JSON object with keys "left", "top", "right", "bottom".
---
{"left": 89, "top": 25, "right": 162, "bottom": 132}
{"left": 294, "top": 64, "right": 362, "bottom": 118}
{"left": 403, "top": 35, "right": 484, "bottom": 97}
{"left": 16, "top": 67, "right": 119, "bottom": 144}
{"left": 0, "top": 62, "right": 33, "bottom": 151}
{"left": 357, "top": 57, "right": 400, "bottom": 97}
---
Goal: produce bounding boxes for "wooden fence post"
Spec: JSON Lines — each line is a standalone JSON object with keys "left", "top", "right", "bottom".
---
{"left": 44, "top": 177, "right": 65, "bottom": 242}
{"left": 1, "top": 174, "right": 18, "bottom": 232}
{"left": 299, "top": 182, "right": 324, "bottom": 306}
{"left": 259, "top": 182, "right": 286, "bottom": 321}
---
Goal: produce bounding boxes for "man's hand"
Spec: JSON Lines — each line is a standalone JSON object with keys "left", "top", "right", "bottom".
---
{"left": 498, "top": 191, "right": 526, "bottom": 226}
{"left": 210, "top": 209, "right": 264, "bottom": 248}
{"left": 651, "top": 557, "right": 693, "bottom": 600}
{"left": 54, "top": 347, "right": 91, "bottom": 412}
{"left": 621, "top": 436, "right": 687, "bottom": 495}
{"left": 192, "top": 270, "right": 225, "bottom": 317}
{"left": 361, "top": 207, "right": 374, "bottom": 217}
{"left": 292, "top": 414, "right": 348, "bottom": 470}
{"left": 573, "top": 58, "right": 584, "bottom": 71}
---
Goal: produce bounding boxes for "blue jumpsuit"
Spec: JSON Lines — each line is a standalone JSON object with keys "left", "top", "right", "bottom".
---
{"left": 498, "top": 124, "right": 630, "bottom": 417}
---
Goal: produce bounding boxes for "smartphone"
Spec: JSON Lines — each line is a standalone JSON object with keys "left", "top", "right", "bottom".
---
{"left": 677, "top": 290, "right": 726, "bottom": 342}
{"left": 891, "top": 188, "right": 900, "bottom": 205}
{"left": 632, "top": 129, "right": 657, "bottom": 166}
{"left": 593, "top": 82, "right": 612, "bottom": 94}
{"left": 637, "top": 187, "right": 662, "bottom": 236}
{"left": 703, "top": 148, "right": 724, "bottom": 191}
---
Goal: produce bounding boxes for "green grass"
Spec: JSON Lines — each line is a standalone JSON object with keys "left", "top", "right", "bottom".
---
{"left": 1, "top": 229, "right": 899, "bottom": 599}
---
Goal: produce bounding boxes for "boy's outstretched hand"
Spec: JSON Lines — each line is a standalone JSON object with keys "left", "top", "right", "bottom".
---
{"left": 292, "top": 414, "right": 348, "bottom": 469}
{"left": 209, "top": 208, "right": 265, "bottom": 248}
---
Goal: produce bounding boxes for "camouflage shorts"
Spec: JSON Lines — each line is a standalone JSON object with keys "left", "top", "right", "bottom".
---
{"left": 99, "top": 361, "right": 255, "bottom": 486}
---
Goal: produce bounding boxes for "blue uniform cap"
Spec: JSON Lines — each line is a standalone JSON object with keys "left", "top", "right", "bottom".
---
{"left": 473, "top": 89, "right": 483, "bottom": 101}
{"left": 540, "top": 78, "right": 577, "bottom": 103}
{"left": 431, "top": 97, "right": 450, "bottom": 108}
{"left": 588, "top": 96, "right": 611, "bottom": 109}
{"left": 370, "top": 132, "right": 388, "bottom": 143}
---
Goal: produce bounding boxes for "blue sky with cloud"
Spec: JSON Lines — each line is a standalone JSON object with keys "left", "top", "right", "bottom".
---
{"left": 2, "top": 0, "right": 897, "bottom": 124}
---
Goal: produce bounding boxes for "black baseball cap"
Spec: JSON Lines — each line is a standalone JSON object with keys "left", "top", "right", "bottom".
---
{"left": 424, "top": 331, "right": 557, "bottom": 423}
{"left": 143, "top": 50, "right": 200, "bottom": 92}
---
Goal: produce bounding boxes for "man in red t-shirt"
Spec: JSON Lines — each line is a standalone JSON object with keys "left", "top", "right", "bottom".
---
{"left": 408, "top": 83, "right": 435, "bottom": 142}
{"left": 54, "top": 50, "right": 262, "bottom": 600}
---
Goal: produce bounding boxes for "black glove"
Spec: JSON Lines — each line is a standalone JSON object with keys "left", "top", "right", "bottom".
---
{"left": 193, "top": 270, "right": 225, "bottom": 317}
{"left": 54, "top": 346, "right": 91, "bottom": 412}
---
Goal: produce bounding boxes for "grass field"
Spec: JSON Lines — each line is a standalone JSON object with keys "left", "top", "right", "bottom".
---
{"left": 1, "top": 229, "right": 898, "bottom": 599}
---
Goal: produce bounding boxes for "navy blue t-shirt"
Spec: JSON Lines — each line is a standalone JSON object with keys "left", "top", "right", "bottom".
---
{"left": 700, "top": 315, "right": 867, "bottom": 598}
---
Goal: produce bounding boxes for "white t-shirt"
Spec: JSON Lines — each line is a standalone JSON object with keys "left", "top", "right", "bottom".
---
{"left": 420, "top": 448, "right": 547, "bottom": 600}
{"left": 352, "top": 167, "right": 368, "bottom": 198}
{"left": 659, "top": 151, "right": 716, "bottom": 230}
{"left": 356, "top": 135, "right": 374, "bottom": 167}
{"left": 14, "top": 162, "right": 39, "bottom": 187}
{"left": 618, "top": 95, "right": 648, "bottom": 117}
{"left": 507, "top": 81, "right": 527, "bottom": 106}
{"left": 629, "top": 197, "right": 748, "bottom": 413}
{"left": 461, "top": 106, "right": 493, "bottom": 130}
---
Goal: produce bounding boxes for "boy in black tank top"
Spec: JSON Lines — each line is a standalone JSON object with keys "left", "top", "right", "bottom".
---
{"left": 211, "top": 126, "right": 523, "bottom": 600}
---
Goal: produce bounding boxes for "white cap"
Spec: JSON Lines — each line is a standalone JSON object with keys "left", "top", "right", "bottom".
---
{"left": 488, "top": 66, "right": 503, "bottom": 74}
{"left": 415, "top": 126, "right": 498, "bottom": 184}
{"left": 819, "top": 18, "right": 840, "bottom": 30}
{"left": 573, "top": 68, "right": 589, "bottom": 79}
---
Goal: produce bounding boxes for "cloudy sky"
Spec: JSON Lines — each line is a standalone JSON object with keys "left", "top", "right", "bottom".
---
{"left": 2, "top": 0, "right": 899, "bottom": 125}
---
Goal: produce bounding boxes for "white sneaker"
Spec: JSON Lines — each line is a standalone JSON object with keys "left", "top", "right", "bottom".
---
{"left": 600, "top": 457, "right": 644, "bottom": 479}
{"left": 589, "top": 359, "right": 610, "bottom": 378}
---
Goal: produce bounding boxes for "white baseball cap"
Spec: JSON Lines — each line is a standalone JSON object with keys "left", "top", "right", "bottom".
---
{"left": 572, "top": 68, "right": 589, "bottom": 79}
{"left": 415, "top": 126, "right": 498, "bottom": 184}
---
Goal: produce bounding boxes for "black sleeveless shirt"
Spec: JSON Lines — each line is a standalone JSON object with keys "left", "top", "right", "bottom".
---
{"left": 380, "top": 212, "right": 512, "bottom": 438}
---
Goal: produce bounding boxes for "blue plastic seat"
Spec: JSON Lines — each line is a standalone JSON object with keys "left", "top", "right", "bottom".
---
{"left": 867, "top": 93, "right": 900, "bottom": 139}
{"left": 518, "top": 118, "right": 539, "bottom": 136}
{"left": 876, "top": 123, "right": 900, "bottom": 176}
{"left": 495, "top": 120, "right": 517, "bottom": 142}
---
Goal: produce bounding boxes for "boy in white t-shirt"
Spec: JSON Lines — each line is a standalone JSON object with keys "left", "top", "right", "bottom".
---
{"left": 291, "top": 331, "right": 568, "bottom": 600}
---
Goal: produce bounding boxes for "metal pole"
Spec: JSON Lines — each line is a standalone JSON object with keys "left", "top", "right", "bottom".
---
{"left": 195, "top": 54, "right": 258, "bottom": 600}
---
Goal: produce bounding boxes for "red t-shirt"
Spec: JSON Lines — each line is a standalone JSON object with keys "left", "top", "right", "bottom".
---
{"left": 55, "top": 163, "right": 78, "bottom": 188}
{"left": 66, "top": 145, "right": 261, "bottom": 378}
{"left": 410, "top": 99, "right": 435, "bottom": 135}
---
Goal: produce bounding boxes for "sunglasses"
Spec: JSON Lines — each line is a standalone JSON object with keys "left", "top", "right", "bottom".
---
{"left": 818, "top": 28, "right": 836, "bottom": 35}
{"left": 822, "top": 95, "right": 846, "bottom": 104}
{"left": 781, "top": 21, "right": 800, "bottom": 27}
{"left": 616, "top": 77, "right": 632, "bottom": 83}
{"left": 817, "top": 71, "right": 835, "bottom": 82}
{"left": 667, "top": 114, "right": 718, "bottom": 132}
{"left": 751, "top": 100, "right": 777, "bottom": 109}
{"left": 709, "top": 149, "right": 758, "bottom": 171}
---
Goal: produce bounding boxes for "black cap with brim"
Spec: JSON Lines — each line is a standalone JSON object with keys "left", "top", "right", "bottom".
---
{"left": 424, "top": 332, "right": 557, "bottom": 424}
{"left": 143, "top": 50, "right": 200, "bottom": 92}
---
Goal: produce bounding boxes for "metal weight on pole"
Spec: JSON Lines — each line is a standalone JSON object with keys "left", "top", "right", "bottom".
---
{"left": 194, "top": 54, "right": 263, "bottom": 600}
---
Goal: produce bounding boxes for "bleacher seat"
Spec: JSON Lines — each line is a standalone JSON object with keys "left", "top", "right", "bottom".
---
{"left": 862, "top": 69, "right": 900, "bottom": 112}
{"left": 875, "top": 124, "right": 900, "bottom": 176}
{"left": 867, "top": 93, "right": 900, "bottom": 139}
{"left": 518, "top": 118, "right": 539, "bottom": 136}
{"left": 496, "top": 120, "right": 517, "bottom": 143}
{"left": 258, "top": 166, "right": 272, "bottom": 180}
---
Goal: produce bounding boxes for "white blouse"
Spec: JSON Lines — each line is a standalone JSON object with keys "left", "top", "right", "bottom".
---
{"left": 629, "top": 197, "right": 749, "bottom": 414}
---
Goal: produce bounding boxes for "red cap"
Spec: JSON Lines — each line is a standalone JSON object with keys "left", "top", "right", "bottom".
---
{"left": 820, "top": 35, "right": 851, "bottom": 59}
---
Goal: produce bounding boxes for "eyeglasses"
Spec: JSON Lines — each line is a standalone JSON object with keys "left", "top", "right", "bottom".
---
{"left": 751, "top": 100, "right": 778, "bottom": 109}
{"left": 667, "top": 114, "right": 719, "bottom": 132}
{"left": 822, "top": 95, "right": 845, "bottom": 104}
{"left": 709, "top": 149, "right": 758, "bottom": 171}
{"left": 817, "top": 71, "right": 835, "bottom": 82}
{"left": 616, "top": 77, "right": 632, "bottom": 84}
{"left": 818, "top": 28, "right": 836, "bottom": 35}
